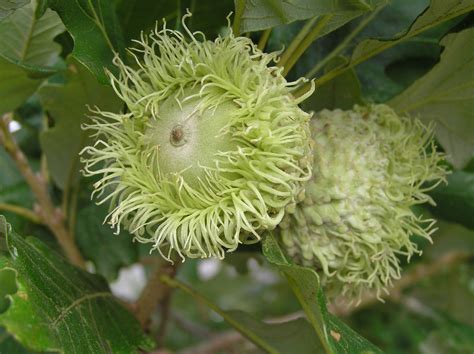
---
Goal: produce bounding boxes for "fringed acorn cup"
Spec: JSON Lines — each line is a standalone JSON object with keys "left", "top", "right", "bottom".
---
{"left": 80, "top": 14, "right": 314, "bottom": 261}
{"left": 279, "top": 104, "right": 448, "bottom": 301}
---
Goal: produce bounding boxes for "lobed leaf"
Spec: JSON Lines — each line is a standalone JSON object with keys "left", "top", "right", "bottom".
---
{"left": 389, "top": 28, "right": 474, "bottom": 168}
{"left": 0, "top": 0, "right": 64, "bottom": 68}
{"left": 350, "top": 0, "right": 474, "bottom": 68}
{"left": 0, "top": 0, "right": 64, "bottom": 114}
{"left": 354, "top": 0, "right": 447, "bottom": 102}
{"left": 0, "top": 215, "right": 154, "bottom": 353}
{"left": 310, "top": 0, "right": 474, "bottom": 95}
{"left": 42, "top": 0, "right": 126, "bottom": 83}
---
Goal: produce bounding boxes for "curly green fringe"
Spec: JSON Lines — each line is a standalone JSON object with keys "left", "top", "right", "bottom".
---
{"left": 81, "top": 13, "right": 314, "bottom": 260}
{"left": 279, "top": 104, "right": 447, "bottom": 301}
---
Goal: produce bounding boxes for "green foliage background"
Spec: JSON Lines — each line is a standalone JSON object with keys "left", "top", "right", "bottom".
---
{"left": 0, "top": 0, "right": 473, "bottom": 353}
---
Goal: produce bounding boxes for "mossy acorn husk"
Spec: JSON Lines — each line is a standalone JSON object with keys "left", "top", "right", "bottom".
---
{"left": 81, "top": 15, "right": 315, "bottom": 260}
{"left": 279, "top": 104, "right": 447, "bottom": 300}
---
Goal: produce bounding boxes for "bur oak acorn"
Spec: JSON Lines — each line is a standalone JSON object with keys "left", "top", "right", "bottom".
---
{"left": 80, "top": 14, "right": 315, "bottom": 260}
{"left": 279, "top": 104, "right": 447, "bottom": 300}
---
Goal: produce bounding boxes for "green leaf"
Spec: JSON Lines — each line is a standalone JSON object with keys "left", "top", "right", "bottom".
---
{"left": 0, "top": 327, "right": 34, "bottom": 354}
{"left": 116, "top": 0, "right": 234, "bottom": 44}
{"left": 428, "top": 171, "right": 474, "bottom": 229}
{"left": 0, "top": 267, "right": 16, "bottom": 313}
{"left": 0, "top": 215, "right": 154, "bottom": 353}
{"left": 164, "top": 276, "right": 321, "bottom": 354}
{"left": 238, "top": 0, "right": 376, "bottom": 33}
{"left": 0, "top": 0, "right": 64, "bottom": 68}
{"left": 44, "top": 0, "right": 125, "bottom": 83}
{"left": 185, "top": 0, "right": 234, "bottom": 36}
{"left": 0, "top": 0, "right": 64, "bottom": 114}
{"left": 311, "top": 0, "right": 389, "bottom": 42}
{"left": 0, "top": 258, "right": 57, "bottom": 352}
{"left": 354, "top": 0, "right": 468, "bottom": 102}
{"left": 354, "top": 0, "right": 442, "bottom": 102}
{"left": 38, "top": 58, "right": 121, "bottom": 189}
{"left": 76, "top": 204, "right": 138, "bottom": 280}
{"left": 313, "top": 0, "right": 474, "bottom": 98}
{"left": 115, "top": 0, "right": 179, "bottom": 43}
{"left": 303, "top": 56, "right": 363, "bottom": 112}
{"left": 262, "top": 232, "right": 383, "bottom": 354}
{"left": 0, "top": 0, "right": 29, "bottom": 21}
{"left": 350, "top": 0, "right": 474, "bottom": 67}
{"left": 0, "top": 57, "right": 44, "bottom": 114}
{"left": 389, "top": 28, "right": 474, "bottom": 168}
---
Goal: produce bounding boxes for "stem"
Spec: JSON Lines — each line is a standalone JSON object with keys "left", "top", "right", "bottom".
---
{"left": 257, "top": 28, "right": 272, "bottom": 51}
{"left": 0, "top": 114, "right": 85, "bottom": 268}
{"left": 0, "top": 203, "right": 41, "bottom": 224}
{"left": 278, "top": 17, "right": 318, "bottom": 68}
{"left": 282, "top": 15, "right": 333, "bottom": 76}
{"left": 304, "top": 6, "right": 384, "bottom": 79}
{"left": 329, "top": 251, "right": 471, "bottom": 317}
{"left": 232, "top": 0, "right": 246, "bottom": 36}
{"left": 134, "top": 261, "right": 180, "bottom": 330}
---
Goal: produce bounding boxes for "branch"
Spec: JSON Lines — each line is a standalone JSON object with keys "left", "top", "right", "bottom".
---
{"left": 0, "top": 114, "right": 85, "bottom": 268}
{"left": 0, "top": 203, "right": 42, "bottom": 224}
{"left": 134, "top": 261, "right": 180, "bottom": 331}
{"left": 329, "top": 250, "right": 471, "bottom": 317}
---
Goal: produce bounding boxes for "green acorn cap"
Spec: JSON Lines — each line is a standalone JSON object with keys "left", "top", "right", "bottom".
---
{"left": 279, "top": 104, "right": 447, "bottom": 300}
{"left": 81, "top": 14, "right": 314, "bottom": 260}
